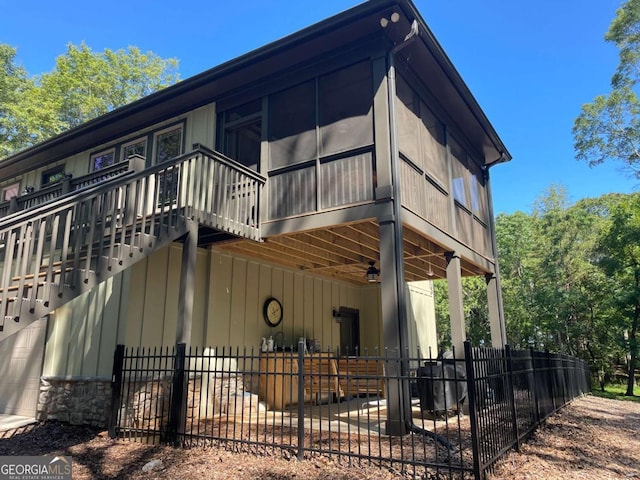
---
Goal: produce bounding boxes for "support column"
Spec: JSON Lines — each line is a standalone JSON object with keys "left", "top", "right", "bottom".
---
{"left": 176, "top": 220, "right": 198, "bottom": 346}
{"left": 379, "top": 217, "right": 411, "bottom": 436}
{"left": 486, "top": 273, "right": 506, "bottom": 347}
{"left": 484, "top": 167, "right": 507, "bottom": 347}
{"left": 446, "top": 252, "right": 466, "bottom": 354}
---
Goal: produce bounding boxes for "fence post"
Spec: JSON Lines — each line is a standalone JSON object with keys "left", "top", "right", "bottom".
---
{"left": 464, "top": 341, "right": 483, "bottom": 480}
{"left": 297, "top": 340, "right": 305, "bottom": 461}
{"left": 108, "top": 344, "right": 125, "bottom": 438}
{"left": 545, "top": 350, "right": 555, "bottom": 414}
{"left": 168, "top": 343, "right": 187, "bottom": 446}
{"left": 504, "top": 345, "right": 520, "bottom": 451}
{"left": 530, "top": 347, "right": 540, "bottom": 426}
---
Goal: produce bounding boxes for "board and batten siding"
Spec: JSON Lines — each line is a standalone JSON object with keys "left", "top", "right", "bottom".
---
{"left": 122, "top": 245, "right": 379, "bottom": 352}
{"left": 41, "top": 242, "right": 437, "bottom": 378}
{"left": 204, "top": 250, "right": 375, "bottom": 352}
{"left": 42, "top": 273, "right": 128, "bottom": 378}
{"left": 406, "top": 281, "right": 438, "bottom": 358}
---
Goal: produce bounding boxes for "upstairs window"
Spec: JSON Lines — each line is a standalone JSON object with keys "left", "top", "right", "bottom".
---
{"left": 41, "top": 166, "right": 66, "bottom": 187}
{"left": 2, "top": 182, "right": 20, "bottom": 201}
{"left": 154, "top": 125, "right": 183, "bottom": 164}
{"left": 121, "top": 138, "right": 147, "bottom": 162}
{"left": 91, "top": 149, "right": 116, "bottom": 171}
{"left": 219, "top": 99, "right": 262, "bottom": 171}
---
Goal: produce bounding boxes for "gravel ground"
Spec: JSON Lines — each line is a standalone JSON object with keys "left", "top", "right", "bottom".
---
{"left": 0, "top": 395, "right": 638, "bottom": 479}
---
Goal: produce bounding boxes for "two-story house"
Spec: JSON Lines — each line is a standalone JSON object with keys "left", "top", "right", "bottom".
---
{"left": 0, "top": 0, "right": 510, "bottom": 432}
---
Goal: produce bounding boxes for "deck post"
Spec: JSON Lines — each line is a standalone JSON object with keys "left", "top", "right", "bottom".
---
{"left": 176, "top": 220, "right": 197, "bottom": 345}
{"left": 379, "top": 218, "right": 411, "bottom": 436}
{"left": 486, "top": 273, "right": 505, "bottom": 347}
{"left": 446, "top": 252, "right": 466, "bottom": 354}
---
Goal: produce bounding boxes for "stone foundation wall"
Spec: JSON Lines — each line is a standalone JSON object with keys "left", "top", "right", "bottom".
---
{"left": 37, "top": 376, "right": 112, "bottom": 428}
{"left": 35, "top": 372, "right": 262, "bottom": 432}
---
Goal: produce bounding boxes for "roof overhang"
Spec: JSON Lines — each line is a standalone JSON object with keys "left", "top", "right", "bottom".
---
{"left": 0, "top": 0, "right": 511, "bottom": 179}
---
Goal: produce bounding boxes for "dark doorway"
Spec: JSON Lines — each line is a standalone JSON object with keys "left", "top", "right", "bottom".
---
{"left": 337, "top": 307, "right": 360, "bottom": 356}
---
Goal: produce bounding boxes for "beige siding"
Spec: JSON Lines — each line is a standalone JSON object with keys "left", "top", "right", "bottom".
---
{"left": 186, "top": 104, "right": 216, "bottom": 149}
{"left": 0, "top": 318, "right": 47, "bottom": 415}
{"left": 407, "top": 281, "right": 438, "bottom": 358}
{"left": 42, "top": 273, "right": 126, "bottom": 377}
{"left": 205, "top": 249, "right": 374, "bottom": 352}
{"left": 124, "top": 245, "right": 367, "bottom": 351}
{"left": 43, "top": 242, "right": 384, "bottom": 377}
{"left": 123, "top": 244, "right": 209, "bottom": 348}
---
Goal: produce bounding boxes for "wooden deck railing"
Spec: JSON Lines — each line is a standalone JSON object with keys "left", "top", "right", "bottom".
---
{"left": 0, "top": 159, "right": 135, "bottom": 218}
{"left": 0, "top": 146, "right": 265, "bottom": 335}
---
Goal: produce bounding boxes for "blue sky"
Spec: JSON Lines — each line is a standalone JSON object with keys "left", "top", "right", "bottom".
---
{"left": 1, "top": 0, "right": 637, "bottom": 214}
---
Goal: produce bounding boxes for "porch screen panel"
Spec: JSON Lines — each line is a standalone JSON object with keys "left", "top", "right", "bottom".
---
{"left": 269, "top": 80, "right": 317, "bottom": 169}
{"left": 469, "top": 160, "right": 489, "bottom": 223}
{"left": 269, "top": 166, "right": 316, "bottom": 218}
{"left": 472, "top": 218, "right": 491, "bottom": 257}
{"left": 455, "top": 204, "right": 473, "bottom": 247}
{"left": 321, "top": 152, "right": 373, "bottom": 209}
{"left": 399, "top": 158, "right": 426, "bottom": 218}
{"left": 450, "top": 139, "right": 469, "bottom": 210}
{"left": 396, "top": 75, "right": 421, "bottom": 167}
{"left": 425, "top": 180, "right": 451, "bottom": 233}
{"left": 319, "top": 61, "right": 373, "bottom": 157}
{"left": 420, "top": 101, "right": 447, "bottom": 186}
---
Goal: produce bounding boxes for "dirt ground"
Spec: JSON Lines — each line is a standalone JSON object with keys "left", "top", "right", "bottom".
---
{"left": 0, "top": 395, "right": 638, "bottom": 479}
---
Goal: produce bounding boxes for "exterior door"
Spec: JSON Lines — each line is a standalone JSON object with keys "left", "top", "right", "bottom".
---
{"left": 338, "top": 307, "right": 360, "bottom": 356}
{"left": 0, "top": 318, "right": 47, "bottom": 416}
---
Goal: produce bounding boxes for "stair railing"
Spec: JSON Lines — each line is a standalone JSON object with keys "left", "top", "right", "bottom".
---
{"left": 0, "top": 146, "right": 265, "bottom": 332}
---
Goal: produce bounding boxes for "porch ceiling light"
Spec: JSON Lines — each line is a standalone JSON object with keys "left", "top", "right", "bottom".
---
{"left": 366, "top": 261, "right": 380, "bottom": 283}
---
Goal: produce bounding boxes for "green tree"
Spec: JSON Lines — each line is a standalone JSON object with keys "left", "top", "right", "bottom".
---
{"left": 0, "top": 44, "right": 35, "bottom": 157}
{"left": 432, "top": 276, "right": 490, "bottom": 352}
{"left": 573, "top": 0, "right": 640, "bottom": 179}
{"left": 596, "top": 193, "right": 640, "bottom": 396}
{"left": 495, "top": 210, "right": 539, "bottom": 348}
{"left": 0, "top": 42, "right": 180, "bottom": 157}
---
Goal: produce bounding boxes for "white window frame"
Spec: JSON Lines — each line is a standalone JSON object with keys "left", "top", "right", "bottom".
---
{"left": 120, "top": 137, "right": 148, "bottom": 162}
{"left": 2, "top": 182, "right": 20, "bottom": 201}
{"left": 91, "top": 148, "right": 116, "bottom": 171}
{"left": 152, "top": 124, "right": 184, "bottom": 164}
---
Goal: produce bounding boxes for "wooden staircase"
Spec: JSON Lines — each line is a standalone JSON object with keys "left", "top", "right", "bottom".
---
{"left": 0, "top": 145, "right": 265, "bottom": 339}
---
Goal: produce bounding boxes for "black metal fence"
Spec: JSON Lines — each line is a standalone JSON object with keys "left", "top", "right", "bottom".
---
{"left": 109, "top": 342, "right": 590, "bottom": 479}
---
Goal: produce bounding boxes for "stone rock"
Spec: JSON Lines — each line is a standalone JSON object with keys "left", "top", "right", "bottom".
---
{"left": 142, "top": 459, "right": 163, "bottom": 472}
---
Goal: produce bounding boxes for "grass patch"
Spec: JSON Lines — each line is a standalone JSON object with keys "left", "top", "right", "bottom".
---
{"left": 592, "top": 383, "right": 640, "bottom": 403}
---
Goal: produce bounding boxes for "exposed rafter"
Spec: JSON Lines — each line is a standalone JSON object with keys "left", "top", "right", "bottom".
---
{"left": 216, "top": 220, "right": 487, "bottom": 284}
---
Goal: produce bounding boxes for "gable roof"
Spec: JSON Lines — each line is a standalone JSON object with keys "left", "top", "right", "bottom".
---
{"left": 0, "top": 0, "right": 510, "bottom": 179}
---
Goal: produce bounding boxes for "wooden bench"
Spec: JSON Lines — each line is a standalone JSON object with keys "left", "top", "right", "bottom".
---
{"left": 336, "top": 357, "right": 385, "bottom": 398}
{"left": 302, "top": 354, "right": 343, "bottom": 404}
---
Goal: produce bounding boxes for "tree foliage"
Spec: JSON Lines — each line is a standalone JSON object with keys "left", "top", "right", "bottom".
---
{"left": 0, "top": 45, "right": 35, "bottom": 157}
{"left": 573, "top": 0, "right": 640, "bottom": 179}
{"left": 0, "top": 42, "right": 179, "bottom": 158}
{"left": 434, "top": 187, "right": 637, "bottom": 393}
{"left": 596, "top": 194, "right": 640, "bottom": 395}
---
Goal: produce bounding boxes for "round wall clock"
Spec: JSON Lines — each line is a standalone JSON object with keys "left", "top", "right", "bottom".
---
{"left": 263, "top": 297, "right": 283, "bottom": 327}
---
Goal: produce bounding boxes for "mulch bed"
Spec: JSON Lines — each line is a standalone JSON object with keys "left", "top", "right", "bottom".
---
{"left": 1, "top": 395, "right": 638, "bottom": 479}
